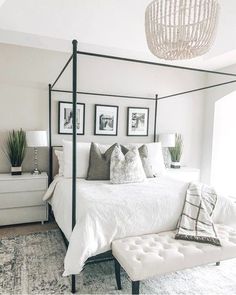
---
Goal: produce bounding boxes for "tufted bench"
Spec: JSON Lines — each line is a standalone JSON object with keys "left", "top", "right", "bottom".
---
{"left": 112, "top": 224, "right": 236, "bottom": 294}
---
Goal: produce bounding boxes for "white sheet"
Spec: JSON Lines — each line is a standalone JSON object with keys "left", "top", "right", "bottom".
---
{"left": 44, "top": 176, "right": 236, "bottom": 276}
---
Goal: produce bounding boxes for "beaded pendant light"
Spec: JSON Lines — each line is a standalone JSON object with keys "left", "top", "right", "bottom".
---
{"left": 145, "top": 0, "right": 219, "bottom": 60}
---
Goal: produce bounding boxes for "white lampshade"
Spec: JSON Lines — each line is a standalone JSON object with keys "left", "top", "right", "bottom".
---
{"left": 158, "top": 133, "right": 175, "bottom": 148}
{"left": 26, "top": 131, "right": 48, "bottom": 147}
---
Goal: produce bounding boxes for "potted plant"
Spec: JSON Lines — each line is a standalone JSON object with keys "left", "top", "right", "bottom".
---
{"left": 168, "top": 133, "right": 183, "bottom": 169}
{"left": 5, "top": 129, "right": 26, "bottom": 175}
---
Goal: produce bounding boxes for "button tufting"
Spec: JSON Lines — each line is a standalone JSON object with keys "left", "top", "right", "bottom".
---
{"left": 141, "top": 236, "right": 150, "bottom": 240}
{"left": 129, "top": 246, "right": 138, "bottom": 251}
{"left": 154, "top": 238, "right": 160, "bottom": 242}
{"left": 163, "top": 244, "right": 172, "bottom": 249}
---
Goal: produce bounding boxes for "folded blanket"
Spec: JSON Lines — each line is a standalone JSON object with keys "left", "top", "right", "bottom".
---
{"left": 175, "top": 182, "right": 221, "bottom": 246}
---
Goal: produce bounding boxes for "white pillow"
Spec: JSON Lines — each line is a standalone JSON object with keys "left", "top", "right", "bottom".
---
{"left": 63, "top": 140, "right": 91, "bottom": 178}
{"left": 55, "top": 150, "right": 64, "bottom": 176}
{"left": 63, "top": 141, "right": 114, "bottom": 178}
{"left": 146, "top": 142, "right": 165, "bottom": 177}
{"left": 110, "top": 147, "right": 146, "bottom": 184}
{"left": 124, "top": 142, "right": 165, "bottom": 177}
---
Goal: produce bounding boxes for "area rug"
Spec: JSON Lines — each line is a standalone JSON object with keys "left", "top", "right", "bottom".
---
{"left": 0, "top": 229, "right": 236, "bottom": 294}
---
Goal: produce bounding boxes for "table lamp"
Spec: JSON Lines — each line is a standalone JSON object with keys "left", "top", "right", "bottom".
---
{"left": 26, "top": 131, "right": 48, "bottom": 175}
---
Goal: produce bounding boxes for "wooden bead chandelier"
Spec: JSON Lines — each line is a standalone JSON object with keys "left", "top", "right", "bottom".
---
{"left": 145, "top": 0, "right": 219, "bottom": 60}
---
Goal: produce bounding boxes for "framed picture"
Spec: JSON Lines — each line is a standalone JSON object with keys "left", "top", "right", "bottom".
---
{"left": 58, "top": 101, "right": 85, "bottom": 135}
{"left": 127, "top": 107, "right": 149, "bottom": 136}
{"left": 94, "top": 104, "right": 119, "bottom": 136}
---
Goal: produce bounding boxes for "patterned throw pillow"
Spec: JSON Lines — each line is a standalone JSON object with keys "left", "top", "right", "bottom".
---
{"left": 121, "top": 144, "right": 154, "bottom": 178}
{"left": 87, "top": 142, "right": 119, "bottom": 180}
{"left": 110, "top": 146, "right": 146, "bottom": 184}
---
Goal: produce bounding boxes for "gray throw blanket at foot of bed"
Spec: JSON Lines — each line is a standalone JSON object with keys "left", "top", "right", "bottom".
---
{"left": 175, "top": 182, "right": 221, "bottom": 246}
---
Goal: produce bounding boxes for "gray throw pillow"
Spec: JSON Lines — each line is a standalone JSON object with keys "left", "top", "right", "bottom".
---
{"left": 121, "top": 144, "right": 154, "bottom": 178}
{"left": 86, "top": 143, "right": 119, "bottom": 180}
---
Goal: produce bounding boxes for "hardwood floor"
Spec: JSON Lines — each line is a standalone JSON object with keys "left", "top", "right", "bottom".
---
{"left": 0, "top": 221, "right": 58, "bottom": 238}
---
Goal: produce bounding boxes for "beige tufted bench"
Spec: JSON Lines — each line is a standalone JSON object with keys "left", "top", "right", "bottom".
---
{"left": 112, "top": 224, "right": 236, "bottom": 294}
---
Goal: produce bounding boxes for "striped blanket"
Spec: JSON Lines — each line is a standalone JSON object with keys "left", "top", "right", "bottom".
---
{"left": 175, "top": 182, "right": 221, "bottom": 246}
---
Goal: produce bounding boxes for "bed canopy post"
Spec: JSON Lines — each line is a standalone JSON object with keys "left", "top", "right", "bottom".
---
{"left": 71, "top": 39, "right": 78, "bottom": 294}
{"left": 48, "top": 83, "right": 52, "bottom": 184}
{"left": 154, "top": 94, "right": 158, "bottom": 142}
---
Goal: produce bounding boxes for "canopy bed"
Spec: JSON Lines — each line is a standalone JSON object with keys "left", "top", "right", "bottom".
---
{"left": 47, "top": 39, "right": 236, "bottom": 293}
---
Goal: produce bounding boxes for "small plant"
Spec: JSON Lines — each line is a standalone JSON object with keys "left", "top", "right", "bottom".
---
{"left": 168, "top": 134, "right": 183, "bottom": 166}
{"left": 5, "top": 129, "right": 26, "bottom": 172}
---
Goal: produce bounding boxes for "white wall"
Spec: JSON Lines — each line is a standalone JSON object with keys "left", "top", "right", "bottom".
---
{"left": 211, "top": 93, "right": 236, "bottom": 195}
{"left": 0, "top": 43, "right": 205, "bottom": 174}
{"left": 201, "top": 64, "right": 236, "bottom": 183}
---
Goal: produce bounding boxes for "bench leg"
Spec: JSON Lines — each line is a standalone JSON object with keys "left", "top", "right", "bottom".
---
{"left": 71, "top": 274, "right": 76, "bottom": 293}
{"left": 216, "top": 261, "right": 220, "bottom": 266}
{"left": 114, "top": 259, "right": 122, "bottom": 290}
{"left": 132, "top": 281, "right": 140, "bottom": 295}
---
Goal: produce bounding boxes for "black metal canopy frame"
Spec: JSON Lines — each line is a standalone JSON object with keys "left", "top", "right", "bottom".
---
{"left": 49, "top": 39, "right": 236, "bottom": 293}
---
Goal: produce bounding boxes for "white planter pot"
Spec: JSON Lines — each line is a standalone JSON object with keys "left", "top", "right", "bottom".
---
{"left": 11, "top": 166, "right": 22, "bottom": 175}
{"left": 171, "top": 162, "right": 181, "bottom": 169}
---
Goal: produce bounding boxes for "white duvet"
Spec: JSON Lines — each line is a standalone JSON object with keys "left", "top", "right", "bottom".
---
{"left": 44, "top": 176, "right": 236, "bottom": 276}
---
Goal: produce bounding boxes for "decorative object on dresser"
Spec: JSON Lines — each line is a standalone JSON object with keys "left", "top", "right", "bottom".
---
{"left": 145, "top": 0, "right": 219, "bottom": 60}
{"left": 165, "top": 167, "right": 200, "bottom": 182}
{"left": 94, "top": 104, "right": 119, "bottom": 136}
{"left": 26, "top": 131, "right": 48, "bottom": 175}
{"left": 127, "top": 107, "right": 149, "bottom": 136}
{"left": 168, "top": 133, "right": 183, "bottom": 169}
{"left": 0, "top": 172, "right": 48, "bottom": 226}
{"left": 58, "top": 101, "right": 85, "bottom": 135}
{"left": 4, "top": 129, "right": 26, "bottom": 175}
{"left": 158, "top": 133, "right": 175, "bottom": 167}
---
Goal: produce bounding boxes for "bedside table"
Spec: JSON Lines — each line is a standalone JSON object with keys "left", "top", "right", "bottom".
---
{"left": 165, "top": 167, "right": 200, "bottom": 182}
{"left": 0, "top": 172, "right": 48, "bottom": 226}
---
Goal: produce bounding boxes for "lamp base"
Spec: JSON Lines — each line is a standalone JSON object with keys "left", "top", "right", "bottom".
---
{"left": 31, "top": 169, "right": 41, "bottom": 175}
{"left": 32, "top": 147, "right": 41, "bottom": 175}
{"left": 163, "top": 148, "right": 170, "bottom": 168}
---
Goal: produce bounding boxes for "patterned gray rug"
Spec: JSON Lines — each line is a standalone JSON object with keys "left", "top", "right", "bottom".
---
{"left": 0, "top": 229, "right": 236, "bottom": 294}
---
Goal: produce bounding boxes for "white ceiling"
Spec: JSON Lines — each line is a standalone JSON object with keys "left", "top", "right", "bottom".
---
{"left": 0, "top": 0, "right": 236, "bottom": 70}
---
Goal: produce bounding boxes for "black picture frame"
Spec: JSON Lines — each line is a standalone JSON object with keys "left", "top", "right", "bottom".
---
{"left": 94, "top": 104, "right": 119, "bottom": 136}
{"left": 127, "top": 107, "right": 149, "bottom": 136}
{"left": 58, "top": 101, "right": 85, "bottom": 135}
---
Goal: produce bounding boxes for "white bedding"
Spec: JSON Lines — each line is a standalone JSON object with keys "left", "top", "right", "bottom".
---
{"left": 44, "top": 176, "right": 236, "bottom": 276}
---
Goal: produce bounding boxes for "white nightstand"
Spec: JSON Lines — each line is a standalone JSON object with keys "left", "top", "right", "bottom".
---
{"left": 165, "top": 167, "right": 200, "bottom": 182}
{"left": 0, "top": 172, "right": 48, "bottom": 226}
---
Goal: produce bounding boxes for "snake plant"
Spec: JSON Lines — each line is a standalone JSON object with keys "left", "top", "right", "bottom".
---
{"left": 168, "top": 133, "right": 183, "bottom": 162}
{"left": 5, "top": 129, "right": 26, "bottom": 167}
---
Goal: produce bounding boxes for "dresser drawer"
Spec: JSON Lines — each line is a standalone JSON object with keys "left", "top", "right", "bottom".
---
{"left": 0, "top": 178, "right": 47, "bottom": 193}
{"left": 0, "top": 191, "right": 46, "bottom": 209}
{"left": 0, "top": 205, "right": 48, "bottom": 226}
